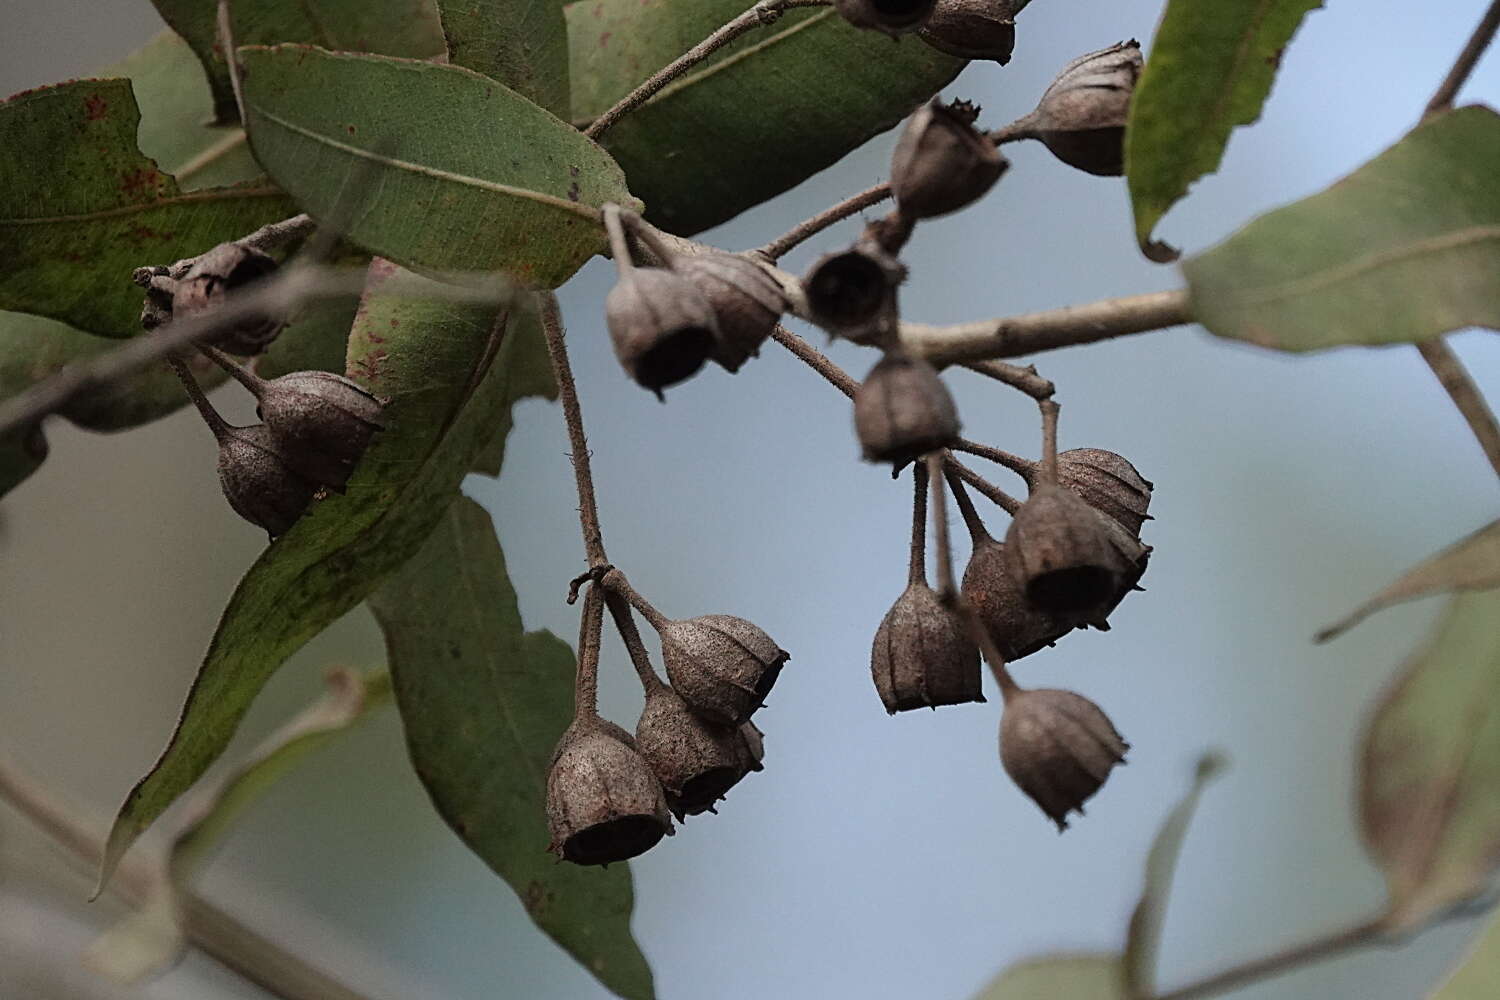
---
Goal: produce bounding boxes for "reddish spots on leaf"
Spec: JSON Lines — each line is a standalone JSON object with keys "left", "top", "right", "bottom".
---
{"left": 119, "top": 167, "right": 166, "bottom": 198}
{"left": 127, "top": 224, "right": 173, "bottom": 242}
{"left": 599, "top": 31, "right": 612, "bottom": 48}
{"left": 389, "top": 318, "right": 400, "bottom": 328}
{"left": 567, "top": 181, "right": 581, "bottom": 202}
{"left": 83, "top": 93, "right": 108, "bottom": 120}
{"left": 569, "top": 165, "right": 580, "bottom": 178}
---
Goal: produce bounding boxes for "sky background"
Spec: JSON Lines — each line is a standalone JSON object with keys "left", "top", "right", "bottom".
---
{"left": 3, "top": 2, "right": 1499, "bottom": 999}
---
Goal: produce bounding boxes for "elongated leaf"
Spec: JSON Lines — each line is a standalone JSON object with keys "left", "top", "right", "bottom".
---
{"left": 1124, "top": 753, "right": 1227, "bottom": 995}
{"left": 1185, "top": 106, "right": 1500, "bottom": 351}
{"left": 1126, "top": 0, "right": 1321, "bottom": 258}
{"left": 1361, "top": 590, "right": 1500, "bottom": 930}
{"left": 1430, "top": 907, "right": 1500, "bottom": 998}
{"left": 101, "top": 261, "right": 553, "bottom": 887}
{"left": 1319, "top": 522, "right": 1500, "bottom": 642}
{"left": 975, "top": 955, "right": 1125, "bottom": 1000}
{"left": 0, "top": 79, "right": 297, "bottom": 338}
{"left": 238, "top": 46, "right": 635, "bottom": 287}
{"left": 151, "top": 0, "right": 447, "bottom": 123}
{"left": 440, "top": 1, "right": 571, "bottom": 118}
{"left": 87, "top": 668, "right": 391, "bottom": 984}
{"left": 566, "top": 0, "right": 962, "bottom": 234}
{"left": 369, "top": 498, "right": 654, "bottom": 1000}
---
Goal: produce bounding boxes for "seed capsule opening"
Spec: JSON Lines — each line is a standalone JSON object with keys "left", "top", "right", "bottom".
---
{"left": 805, "top": 250, "right": 894, "bottom": 333}
{"left": 1026, "top": 565, "right": 1118, "bottom": 615}
{"left": 561, "top": 815, "right": 668, "bottom": 866}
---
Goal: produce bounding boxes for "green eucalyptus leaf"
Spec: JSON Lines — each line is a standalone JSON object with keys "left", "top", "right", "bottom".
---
{"left": 100, "top": 260, "right": 551, "bottom": 888}
{"left": 1184, "top": 106, "right": 1500, "bottom": 350}
{"left": 253, "top": 299, "right": 362, "bottom": 380}
{"left": 1126, "top": 0, "right": 1322, "bottom": 258}
{"left": 149, "top": 0, "right": 447, "bottom": 123}
{"left": 439, "top": 0, "right": 571, "bottom": 118}
{"left": 1430, "top": 906, "right": 1500, "bottom": 999}
{"left": 238, "top": 46, "right": 635, "bottom": 287}
{"left": 567, "top": 0, "right": 962, "bottom": 234}
{"left": 974, "top": 955, "right": 1126, "bottom": 1000}
{"left": 1360, "top": 590, "right": 1500, "bottom": 930}
{"left": 369, "top": 498, "right": 653, "bottom": 1000}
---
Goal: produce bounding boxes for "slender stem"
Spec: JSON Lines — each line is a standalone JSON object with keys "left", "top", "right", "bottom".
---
{"left": 985, "top": 112, "right": 1041, "bottom": 146}
{"left": 621, "top": 209, "right": 681, "bottom": 269}
{"left": 1415, "top": 340, "right": 1500, "bottom": 481}
{"left": 603, "top": 589, "right": 665, "bottom": 691}
{"left": 953, "top": 438, "right": 1035, "bottom": 481}
{"left": 1424, "top": 0, "right": 1500, "bottom": 117}
{"left": 908, "top": 462, "right": 929, "bottom": 586}
{"left": 169, "top": 356, "right": 230, "bottom": 439}
{"left": 769, "top": 324, "right": 858, "bottom": 398}
{"left": 237, "top": 214, "right": 317, "bottom": 255}
{"left": 926, "top": 454, "right": 956, "bottom": 599}
{"left": 601, "top": 569, "right": 671, "bottom": 632}
{"left": 1152, "top": 919, "right": 1385, "bottom": 1000}
{"left": 901, "top": 289, "right": 1192, "bottom": 366}
{"left": 574, "top": 584, "right": 605, "bottom": 718}
{"left": 760, "top": 181, "right": 894, "bottom": 260}
{"left": 539, "top": 293, "right": 608, "bottom": 568}
{"left": 1039, "top": 399, "right": 1060, "bottom": 484}
{"left": 948, "top": 456, "right": 1021, "bottom": 514}
{"left": 961, "top": 359, "right": 1054, "bottom": 400}
{"left": 199, "top": 344, "right": 266, "bottom": 394}
{"left": 603, "top": 204, "right": 635, "bottom": 273}
{"left": 171, "top": 130, "right": 249, "bottom": 185}
{"left": 943, "top": 464, "right": 992, "bottom": 543}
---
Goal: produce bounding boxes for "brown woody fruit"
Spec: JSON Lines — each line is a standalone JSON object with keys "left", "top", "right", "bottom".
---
{"left": 918, "top": 0, "right": 1016, "bottom": 63}
{"left": 1002, "top": 482, "right": 1135, "bottom": 616}
{"left": 605, "top": 267, "right": 720, "bottom": 396}
{"left": 833, "top": 0, "right": 938, "bottom": 36}
{"left": 215, "top": 423, "right": 319, "bottom": 539}
{"left": 546, "top": 717, "right": 673, "bottom": 865}
{"left": 171, "top": 243, "right": 284, "bottom": 354}
{"left": 1030, "top": 447, "right": 1153, "bottom": 537}
{"left": 961, "top": 532, "right": 1071, "bottom": 660}
{"left": 1028, "top": 40, "right": 1143, "bottom": 176}
{"left": 890, "top": 99, "right": 1009, "bottom": 220}
{"left": 675, "top": 251, "right": 787, "bottom": 372}
{"left": 734, "top": 721, "right": 767, "bottom": 775}
{"left": 871, "top": 581, "right": 982, "bottom": 713}
{"left": 636, "top": 682, "right": 753, "bottom": 818}
{"left": 659, "top": 615, "right": 789, "bottom": 726}
{"left": 802, "top": 242, "right": 904, "bottom": 345}
{"left": 253, "top": 371, "right": 384, "bottom": 493}
{"left": 1000, "top": 688, "right": 1128, "bottom": 830}
{"left": 854, "top": 353, "right": 960, "bottom": 465}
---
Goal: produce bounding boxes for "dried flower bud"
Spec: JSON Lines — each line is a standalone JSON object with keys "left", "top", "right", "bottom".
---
{"left": 215, "top": 423, "right": 319, "bottom": 538}
{"left": 173, "top": 243, "right": 284, "bottom": 354}
{"left": 854, "top": 353, "right": 960, "bottom": 465}
{"left": 1030, "top": 447, "right": 1153, "bottom": 537}
{"left": 802, "top": 242, "right": 904, "bottom": 346}
{"left": 833, "top": 0, "right": 938, "bottom": 36}
{"left": 546, "top": 717, "right": 673, "bottom": 865}
{"left": 891, "top": 99, "right": 1009, "bottom": 220}
{"left": 1003, "top": 482, "right": 1134, "bottom": 616}
{"left": 605, "top": 267, "right": 720, "bottom": 395}
{"left": 636, "top": 683, "right": 751, "bottom": 818}
{"left": 675, "top": 251, "right": 787, "bottom": 372}
{"left": 659, "top": 614, "right": 789, "bottom": 726}
{"left": 253, "top": 371, "right": 384, "bottom": 493}
{"left": 1000, "top": 688, "right": 1128, "bottom": 830}
{"left": 961, "top": 534, "right": 1071, "bottom": 660}
{"left": 1029, "top": 40, "right": 1143, "bottom": 176}
{"left": 871, "top": 581, "right": 982, "bottom": 713}
{"left": 918, "top": 0, "right": 1016, "bottom": 63}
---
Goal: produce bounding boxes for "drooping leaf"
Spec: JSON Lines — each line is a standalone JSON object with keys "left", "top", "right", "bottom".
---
{"left": 439, "top": 0, "right": 571, "bottom": 118}
{"left": 100, "top": 261, "right": 551, "bottom": 887}
{"left": 87, "top": 668, "right": 391, "bottom": 984}
{"left": 237, "top": 46, "right": 635, "bottom": 287}
{"left": 1318, "top": 521, "right": 1500, "bottom": 642}
{"left": 974, "top": 955, "right": 1126, "bottom": 1000}
{"left": 1126, "top": 0, "right": 1322, "bottom": 258}
{"left": 1361, "top": 590, "right": 1500, "bottom": 930}
{"left": 1184, "top": 106, "right": 1500, "bottom": 351}
{"left": 566, "top": 0, "right": 963, "bottom": 234}
{"left": 149, "top": 0, "right": 447, "bottom": 123}
{"left": 1124, "top": 753, "right": 1227, "bottom": 995}
{"left": 0, "top": 79, "right": 296, "bottom": 338}
{"left": 369, "top": 498, "right": 653, "bottom": 1000}
{"left": 1430, "top": 906, "right": 1500, "bottom": 998}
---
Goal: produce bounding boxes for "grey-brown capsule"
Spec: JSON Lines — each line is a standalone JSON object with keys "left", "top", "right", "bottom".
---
{"left": 918, "top": 0, "right": 1016, "bottom": 63}
{"left": 1003, "top": 482, "right": 1135, "bottom": 616}
{"left": 1000, "top": 688, "right": 1128, "bottom": 830}
{"left": 659, "top": 615, "right": 789, "bottom": 726}
{"left": 636, "top": 683, "right": 751, "bottom": 819}
{"left": 253, "top": 371, "right": 384, "bottom": 493}
{"left": 172, "top": 243, "right": 284, "bottom": 354}
{"left": 1031, "top": 447, "right": 1153, "bottom": 537}
{"left": 546, "top": 717, "right": 673, "bottom": 865}
{"left": 802, "top": 242, "right": 904, "bottom": 346}
{"left": 215, "top": 423, "right": 319, "bottom": 538}
{"left": 854, "top": 353, "right": 960, "bottom": 465}
{"left": 871, "top": 581, "right": 982, "bottom": 713}
{"left": 961, "top": 533, "right": 1072, "bottom": 660}
{"left": 605, "top": 267, "right": 720, "bottom": 395}
{"left": 833, "top": 0, "right": 938, "bottom": 35}
{"left": 734, "top": 721, "right": 767, "bottom": 775}
{"left": 675, "top": 251, "right": 787, "bottom": 372}
{"left": 891, "top": 99, "right": 1009, "bottom": 220}
{"left": 1028, "top": 40, "right": 1143, "bottom": 176}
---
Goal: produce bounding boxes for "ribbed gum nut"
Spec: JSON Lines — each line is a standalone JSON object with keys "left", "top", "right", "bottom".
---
{"left": 1029, "top": 447, "right": 1153, "bottom": 536}
{"left": 960, "top": 535, "right": 1071, "bottom": 660}
{"left": 546, "top": 717, "right": 673, "bottom": 865}
{"left": 660, "top": 615, "right": 789, "bottom": 726}
{"left": 853, "top": 353, "right": 960, "bottom": 465}
{"left": 1032, "top": 40, "right": 1143, "bottom": 176}
{"left": 635, "top": 684, "right": 747, "bottom": 819}
{"left": 833, "top": 0, "right": 938, "bottom": 35}
{"left": 871, "top": 581, "right": 982, "bottom": 713}
{"left": 605, "top": 267, "right": 720, "bottom": 394}
{"left": 173, "top": 243, "right": 284, "bottom": 355}
{"left": 255, "top": 371, "right": 385, "bottom": 493}
{"left": 675, "top": 252, "right": 787, "bottom": 372}
{"left": 1085, "top": 518, "right": 1151, "bottom": 630}
{"left": 1000, "top": 688, "right": 1129, "bottom": 830}
{"left": 215, "top": 424, "right": 319, "bottom": 538}
{"left": 1003, "top": 482, "right": 1133, "bottom": 616}
{"left": 918, "top": 0, "right": 1017, "bottom": 63}
{"left": 891, "top": 99, "right": 1009, "bottom": 220}
{"left": 802, "top": 243, "right": 904, "bottom": 345}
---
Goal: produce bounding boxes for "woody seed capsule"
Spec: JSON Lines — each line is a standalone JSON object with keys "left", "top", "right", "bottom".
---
{"left": 215, "top": 423, "right": 320, "bottom": 539}
{"left": 853, "top": 353, "right": 960, "bottom": 465}
{"left": 546, "top": 717, "right": 673, "bottom": 865}
{"left": 802, "top": 242, "right": 904, "bottom": 346}
{"left": 254, "top": 371, "right": 384, "bottom": 493}
{"left": 1028, "top": 40, "right": 1143, "bottom": 176}
{"left": 1003, "top": 482, "right": 1134, "bottom": 616}
{"left": 833, "top": 0, "right": 938, "bottom": 35}
{"left": 961, "top": 533, "right": 1072, "bottom": 660}
{"left": 674, "top": 251, "right": 787, "bottom": 372}
{"left": 891, "top": 99, "right": 1009, "bottom": 220}
{"left": 635, "top": 682, "right": 751, "bottom": 819}
{"left": 871, "top": 581, "right": 982, "bottom": 713}
{"left": 919, "top": 0, "right": 1017, "bottom": 63}
{"left": 659, "top": 615, "right": 789, "bottom": 726}
{"left": 1000, "top": 688, "right": 1129, "bottom": 830}
{"left": 1032, "top": 447, "right": 1153, "bottom": 537}
{"left": 172, "top": 243, "right": 284, "bottom": 354}
{"left": 605, "top": 267, "right": 720, "bottom": 395}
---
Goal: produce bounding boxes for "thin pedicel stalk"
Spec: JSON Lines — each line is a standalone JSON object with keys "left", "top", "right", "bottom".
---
{"left": 947, "top": 456, "right": 1021, "bottom": 514}
{"left": 1038, "top": 399, "right": 1060, "bottom": 485}
{"left": 759, "top": 181, "right": 894, "bottom": 260}
{"left": 169, "top": 356, "right": 230, "bottom": 440}
{"left": 602, "top": 568, "right": 671, "bottom": 632}
{"left": 603, "top": 589, "right": 667, "bottom": 692}
{"left": 1416, "top": 340, "right": 1500, "bottom": 482}
{"left": 603, "top": 204, "right": 635, "bottom": 273}
{"left": 573, "top": 584, "right": 606, "bottom": 720}
{"left": 1424, "top": 0, "right": 1500, "bottom": 118}
{"left": 199, "top": 343, "right": 266, "bottom": 394}
{"left": 953, "top": 438, "right": 1034, "bottom": 481}
{"left": 961, "top": 359, "right": 1054, "bottom": 400}
{"left": 926, "top": 454, "right": 956, "bottom": 600}
{"left": 539, "top": 292, "right": 609, "bottom": 568}
{"left": 908, "top": 461, "right": 929, "bottom": 586}
{"left": 943, "top": 464, "right": 992, "bottom": 543}
{"left": 769, "top": 324, "right": 858, "bottom": 398}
